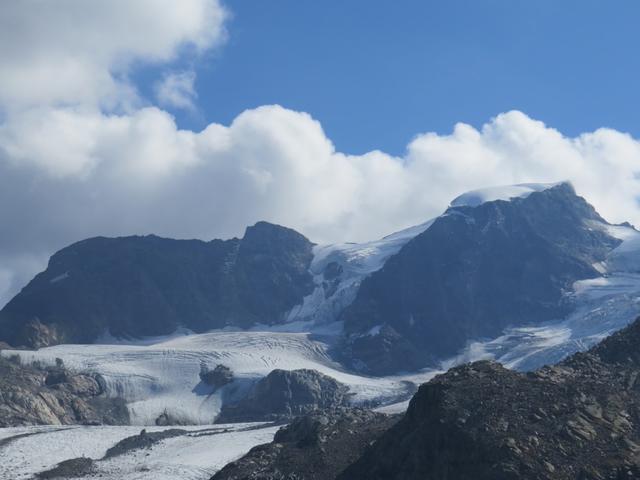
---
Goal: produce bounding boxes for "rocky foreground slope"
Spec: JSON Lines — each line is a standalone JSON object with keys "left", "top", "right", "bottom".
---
{"left": 0, "top": 355, "right": 128, "bottom": 426}
{"left": 217, "top": 317, "right": 640, "bottom": 479}
{"left": 212, "top": 410, "right": 397, "bottom": 480}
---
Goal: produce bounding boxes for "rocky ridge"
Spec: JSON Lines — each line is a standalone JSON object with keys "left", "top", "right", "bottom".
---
{"left": 0, "top": 221, "right": 315, "bottom": 348}
{"left": 342, "top": 317, "right": 640, "bottom": 479}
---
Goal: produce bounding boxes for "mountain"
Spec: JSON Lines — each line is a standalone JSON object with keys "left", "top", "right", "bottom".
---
{"left": 1, "top": 181, "right": 636, "bottom": 380}
{"left": 0, "top": 221, "right": 315, "bottom": 347}
{"left": 340, "top": 182, "right": 623, "bottom": 374}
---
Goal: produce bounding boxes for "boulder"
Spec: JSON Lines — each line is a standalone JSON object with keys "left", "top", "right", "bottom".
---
{"left": 199, "top": 363, "right": 234, "bottom": 389}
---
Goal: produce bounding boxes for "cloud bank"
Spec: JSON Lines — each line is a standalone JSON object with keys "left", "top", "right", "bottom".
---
{"left": 1, "top": 1, "right": 640, "bottom": 307}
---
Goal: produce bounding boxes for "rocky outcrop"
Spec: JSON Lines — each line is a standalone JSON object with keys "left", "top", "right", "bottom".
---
{"left": 341, "top": 317, "right": 640, "bottom": 479}
{"left": 0, "top": 355, "right": 129, "bottom": 426}
{"left": 339, "top": 324, "right": 435, "bottom": 374}
{"left": 212, "top": 409, "right": 398, "bottom": 480}
{"left": 217, "top": 369, "right": 350, "bottom": 423}
{"left": 0, "top": 221, "right": 315, "bottom": 347}
{"left": 200, "top": 363, "right": 234, "bottom": 389}
{"left": 36, "top": 458, "right": 95, "bottom": 479}
{"left": 342, "top": 182, "right": 621, "bottom": 374}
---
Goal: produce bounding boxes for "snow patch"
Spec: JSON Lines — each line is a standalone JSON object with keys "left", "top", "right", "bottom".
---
{"left": 0, "top": 423, "right": 277, "bottom": 480}
{"left": 365, "top": 325, "right": 383, "bottom": 337}
{"left": 449, "top": 182, "right": 563, "bottom": 208}
{"left": 49, "top": 272, "right": 69, "bottom": 283}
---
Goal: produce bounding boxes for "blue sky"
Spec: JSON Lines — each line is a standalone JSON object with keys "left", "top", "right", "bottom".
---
{"left": 153, "top": 0, "right": 640, "bottom": 155}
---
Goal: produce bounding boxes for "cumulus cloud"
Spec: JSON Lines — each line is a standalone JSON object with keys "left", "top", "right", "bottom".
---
{"left": 2, "top": 1, "right": 640, "bottom": 308}
{"left": 155, "top": 70, "right": 198, "bottom": 111}
{"left": 0, "top": 0, "right": 227, "bottom": 111}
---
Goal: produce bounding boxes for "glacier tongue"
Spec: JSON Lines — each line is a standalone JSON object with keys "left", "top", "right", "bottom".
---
{"left": 286, "top": 219, "right": 434, "bottom": 325}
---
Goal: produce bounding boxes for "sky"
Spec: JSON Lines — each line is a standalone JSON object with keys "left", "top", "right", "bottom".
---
{"left": 2, "top": 0, "right": 640, "bottom": 307}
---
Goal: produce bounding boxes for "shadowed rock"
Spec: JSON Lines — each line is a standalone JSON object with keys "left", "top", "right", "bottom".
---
{"left": 212, "top": 409, "right": 398, "bottom": 480}
{"left": 200, "top": 363, "right": 234, "bottom": 389}
{"left": 0, "top": 222, "right": 315, "bottom": 348}
{"left": 217, "top": 369, "right": 350, "bottom": 423}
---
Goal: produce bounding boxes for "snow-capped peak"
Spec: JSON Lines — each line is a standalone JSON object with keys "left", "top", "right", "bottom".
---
{"left": 449, "top": 182, "right": 566, "bottom": 208}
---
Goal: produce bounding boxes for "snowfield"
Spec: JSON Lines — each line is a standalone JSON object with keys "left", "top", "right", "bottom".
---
{"left": 0, "top": 423, "right": 279, "bottom": 480}
{"left": 2, "top": 329, "right": 433, "bottom": 425}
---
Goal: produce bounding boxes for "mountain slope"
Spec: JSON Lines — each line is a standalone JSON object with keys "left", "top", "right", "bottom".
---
{"left": 210, "top": 316, "right": 640, "bottom": 480}
{"left": 340, "top": 317, "right": 640, "bottom": 479}
{"left": 0, "top": 222, "right": 315, "bottom": 347}
{"left": 212, "top": 410, "right": 398, "bottom": 480}
{"left": 341, "top": 182, "right": 622, "bottom": 373}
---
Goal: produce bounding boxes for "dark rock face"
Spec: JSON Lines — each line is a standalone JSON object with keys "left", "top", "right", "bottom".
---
{"left": 339, "top": 324, "right": 435, "bottom": 375}
{"left": 342, "top": 183, "right": 620, "bottom": 374}
{"left": 211, "top": 409, "right": 398, "bottom": 480}
{"left": 0, "top": 356, "right": 129, "bottom": 426}
{"left": 217, "top": 369, "right": 350, "bottom": 423}
{"left": 340, "top": 317, "right": 640, "bottom": 480}
{"left": 200, "top": 363, "right": 234, "bottom": 389}
{"left": 104, "top": 428, "right": 187, "bottom": 459}
{"left": 0, "top": 221, "right": 315, "bottom": 347}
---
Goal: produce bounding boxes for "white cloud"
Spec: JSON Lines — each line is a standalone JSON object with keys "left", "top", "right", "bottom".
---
{"left": 0, "top": 0, "right": 227, "bottom": 111}
{"left": 155, "top": 70, "right": 198, "bottom": 111}
{"left": 2, "top": 2, "right": 640, "bottom": 309}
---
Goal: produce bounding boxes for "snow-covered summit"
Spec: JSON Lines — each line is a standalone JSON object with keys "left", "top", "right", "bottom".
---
{"left": 449, "top": 181, "right": 567, "bottom": 208}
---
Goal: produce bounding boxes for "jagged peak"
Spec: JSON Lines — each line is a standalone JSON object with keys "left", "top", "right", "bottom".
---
{"left": 242, "top": 221, "right": 313, "bottom": 246}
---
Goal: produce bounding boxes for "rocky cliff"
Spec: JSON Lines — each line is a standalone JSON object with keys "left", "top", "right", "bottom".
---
{"left": 0, "top": 221, "right": 315, "bottom": 347}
